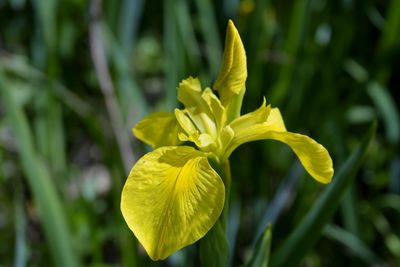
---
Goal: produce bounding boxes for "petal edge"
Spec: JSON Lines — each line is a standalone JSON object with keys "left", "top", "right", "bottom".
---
{"left": 121, "top": 146, "right": 225, "bottom": 260}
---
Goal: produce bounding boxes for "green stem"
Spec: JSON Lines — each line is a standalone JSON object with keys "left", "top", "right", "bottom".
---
{"left": 199, "top": 160, "right": 231, "bottom": 267}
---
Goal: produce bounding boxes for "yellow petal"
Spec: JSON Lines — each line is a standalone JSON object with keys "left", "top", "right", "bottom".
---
{"left": 214, "top": 20, "right": 247, "bottom": 106}
{"left": 226, "top": 105, "right": 286, "bottom": 156}
{"left": 133, "top": 112, "right": 182, "bottom": 148}
{"left": 121, "top": 146, "right": 225, "bottom": 260}
{"left": 177, "top": 77, "right": 217, "bottom": 136}
{"left": 262, "top": 132, "right": 333, "bottom": 184}
{"left": 201, "top": 88, "right": 226, "bottom": 132}
{"left": 226, "top": 106, "right": 333, "bottom": 183}
{"left": 174, "top": 109, "right": 198, "bottom": 137}
{"left": 229, "top": 97, "right": 271, "bottom": 132}
{"left": 265, "top": 108, "right": 287, "bottom": 132}
{"left": 215, "top": 125, "right": 235, "bottom": 159}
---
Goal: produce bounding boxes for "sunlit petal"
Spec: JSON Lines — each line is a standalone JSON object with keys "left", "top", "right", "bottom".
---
{"left": 213, "top": 20, "right": 247, "bottom": 107}
{"left": 133, "top": 112, "right": 182, "bottom": 148}
{"left": 229, "top": 98, "right": 271, "bottom": 131}
{"left": 175, "top": 109, "right": 198, "bottom": 137}
{"left": 265, "top": 108, "right": 287, "bottom": 132}
{"left": 201, "top": 88, "right": 226, "bottom": 132}
{"left": 227, "top": 104, "right": 286, "bottom": 154}
{"left": 177, "top": 77, "right": 216, "bottom": 136}
{"left": 226, "top": 105, "right": 332, "bottom": 183}
{"left": 263, "top": 132, "right": 333, "bottom": 183}
{"left": 121, "top": 146, "right": 225, "bottom": 260}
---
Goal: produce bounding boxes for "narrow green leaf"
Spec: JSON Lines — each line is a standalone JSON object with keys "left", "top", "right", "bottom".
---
{"left": 340, "top": 186, "right": 359, "bottom": 236}
{"left": 175, "top": 0, "right": 201, "bottom": 71}
{"left": 31, "top": 0, "right": 57, "bottom": 52}
{"left": 14, "top": 177, "right": 27, "bottom": 267}
{"left": 323, "top": 224, "right": 382, "bottom": 264}
{"left": 199, "top": 219, "right": 229, "bottom": 267}
{"left": 379, "top": 0, "right": 400, "bottom": 54}
{"left": 376, "top": 194, "right": 400, "bottom": 213}
{"left": 270, "top": 0, "right": 312, "bottom": 105}
{"left": 0, "top": 73, "right": 80, "bottom": 267}
{"left": 194, "top": 0, "right": 222, "bottom": 78}
{"left": 246, "top": 0, "right": 272, "bottom": 104}
{"left": 247, "top": 224, "right": 272, "bottom": 267}
{"left": 343, "top": 59, "right": 369, "bottom": 83}
{"left": 199, "top": 161, "right": 230, "bottom": 267}
{"left": 164, "top": 0, "right": 183, "bottom": 110}
{"left": 270, "top": 122, "right": 376, "bottom": 267}
{"left": 376, "top": 0, "right": 400, "bottom": 83}
{"left": 33, "top": 89, "right": 67, "bottom": 179}
{"left": 118, "top": 0, "right": 144, "bottom": 53}
{"left": 367, "top": 81, "right": 400, "bottom": 144}
{"left": 103, "top": 25, "right": 149, "bottom": 121}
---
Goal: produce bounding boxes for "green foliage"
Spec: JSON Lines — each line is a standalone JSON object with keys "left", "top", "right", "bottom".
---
{"left": 0, "top": 0, "right": 399, "bottom": 266}
{"left": 270, "top": 123, "right": 375, "bottom": 267}
{"left": 246, "top": 224, "right": 272, "bottom": 267}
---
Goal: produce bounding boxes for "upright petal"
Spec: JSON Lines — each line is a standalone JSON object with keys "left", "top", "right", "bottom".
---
{"left": 214, "top": 20, "right": 247, "bottom": 107}
{"left": 226, "top": 105, "right": 286, "bottom": 156}
{"left": 201, "top": 88, "right": 226, "bottom": 132}
{"left": 229, "top": 98, "right": 271, "bottom": 132}
{"left": 121, "top": 146, "right": 225, "bottom": 260}
{"left": 177, "top": 77, "right": 217, "bottom": 137}
{"left": 133, "top": 112, "right": 182, "bottom": 148}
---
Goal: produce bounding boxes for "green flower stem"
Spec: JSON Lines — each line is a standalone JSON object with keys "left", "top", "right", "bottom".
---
{"left": 199, "top": 160, "right": 231, "bottom": 267}
{"left": 226, "top": 86, "right": 246, "bottom": 124}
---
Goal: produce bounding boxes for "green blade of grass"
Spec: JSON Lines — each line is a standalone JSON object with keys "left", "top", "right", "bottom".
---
{"left": 367, "top": 81, "right": 400, "bottom": 144}
{"left": 104, "top": 25, "right": 149, "bottom": 121}
{"left": 33, "top": 89, "right": 67, "bottom": 180}
{"left": 245, "top": 0, "right": 272, "bottom": 105}
{"left": 340, "top": 186, "right": 359, "bottom": 236}
{"left": 270, "top": 0, "right": 312, "bottom": 105}
{"left": 164, "top": 0, "right": 183, "bottom": 110}
{"left": 270, "top": 122, "right": 376, "bottom": 267}
{"left": 194, "top": 0, "right": 222, "bottom": 78}
{"left": 14, "top": 176, "right": 27, "bottom": 267}
{"left": 247, "top": 224, "right": 272, "bottom": 267}
{"left": 176, "top": 0, "right": 201, "bottom": 71}
{"left": 323, "top": 224, "right": 382, "bottom": 264}
{"left": 0, "top": 73, "right": 79, "bottom": 267}
{"left": 118, "top": 0, "right": 144, "bottom": 53}
{"left": 199, "top": 219, "right": 229, "bottom": 267}
{"left": 31, "top": 0, "right": 57, "bottom": 53}
{"left": 377, "top": 0, "right": 400, "bottom": 83}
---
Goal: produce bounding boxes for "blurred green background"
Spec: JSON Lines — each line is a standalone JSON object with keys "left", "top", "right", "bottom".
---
{"left": 0, "top": 0, "right": 399, "bottom": 266}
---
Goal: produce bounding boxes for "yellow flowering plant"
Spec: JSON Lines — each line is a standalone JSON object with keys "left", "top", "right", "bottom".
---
{"left": 121, "top": 20, "right": 333, "bottom": 261}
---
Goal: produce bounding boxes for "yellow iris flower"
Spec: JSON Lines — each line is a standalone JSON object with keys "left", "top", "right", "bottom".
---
{"left": 121, "top": 20, "right": 334, "bottom": 260}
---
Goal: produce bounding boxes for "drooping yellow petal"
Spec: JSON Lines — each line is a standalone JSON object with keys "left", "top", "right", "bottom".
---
{"left": 133, "top": 112, "right": 182, "bottom": 148}
{"left": 213, "top": 20, "right": 247, "bottom": 107}
{"left": 225, "top": 106, "right": 333, "bottom": 183}
{"left": 121, "top": 146, "right": 225, "bottom": 260}
{"left": 263, "top": 132, "right": 333, "bottom": 183}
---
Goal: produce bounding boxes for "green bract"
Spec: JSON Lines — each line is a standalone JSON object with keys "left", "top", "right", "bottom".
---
{"left": 121, "top": 20, "right": 334, "bottom": 260}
